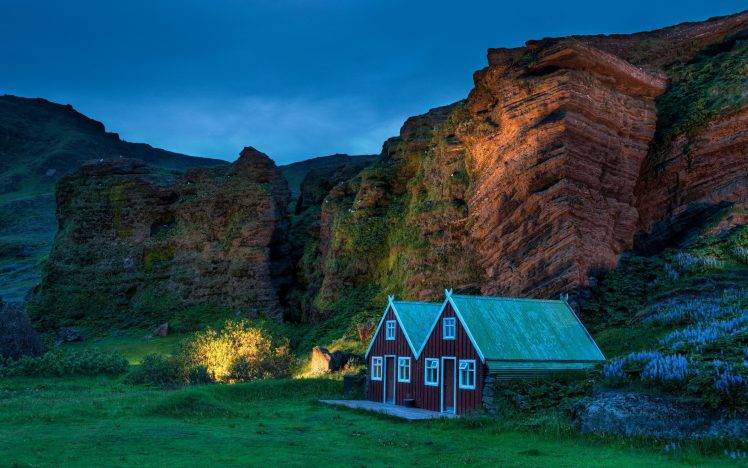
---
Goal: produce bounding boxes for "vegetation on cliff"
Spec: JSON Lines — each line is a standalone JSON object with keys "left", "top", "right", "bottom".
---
{"left": 0, "top": 95, "right": 226, "bottom": 302}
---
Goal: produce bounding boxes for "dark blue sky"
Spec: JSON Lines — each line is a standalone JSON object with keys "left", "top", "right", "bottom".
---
{"left": 1, "top": 1, "right": 744, "bottom": 164}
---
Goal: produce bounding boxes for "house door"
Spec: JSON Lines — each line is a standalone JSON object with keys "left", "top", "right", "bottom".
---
{"left": 384, "top": 356, "right": 396, "bottom": 404}
{"left": 441, "top": 357, "right": 456, "bottom": 414}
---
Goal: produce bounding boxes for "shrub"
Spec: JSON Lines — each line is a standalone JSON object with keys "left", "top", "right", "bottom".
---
{"left": 126, "top": 353, "right": 185, "bottom": 386}
{"left": 491, "top": 375, "right": 594, "bottom": 414}
{"left": 733, "top": 246, "right": 748, "bottom": 264}
{"left": 641, "top": 355, "right": 689, "bottom": 385}
{"left": 660, "top": 311, "right": 748, "bottom": 351}
{"left": 126, "top": 353, "right": 214, "bottom": 387}
{"left": 0, "top": 349, "right": 128, "bottom": 377}
{"left": 179, "top": 320, "right": 293, "bottom": 382}
{"left": 0, "top": 301, "right": 43, "bottom": 360}
{"left": 642, "top": 294, "right": 738, "bottom": 326}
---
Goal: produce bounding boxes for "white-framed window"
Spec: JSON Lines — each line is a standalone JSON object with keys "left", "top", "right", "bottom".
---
{"left": 397, "top": 357, "right": 411, "bottom": 383}
{"left": 424, "top": 358, "right": 439, "bottom": 386}
{"left": 443, "top": 317, "right": 456, "bottom": 340}
{"left": 459, "top": 359, "right": 476, "bottom": 389}
{"left": 371, "top": 356, "right": 383, "bottom": 381}
{"left": 385, "top": 320, "right": 396, "bottom": 340}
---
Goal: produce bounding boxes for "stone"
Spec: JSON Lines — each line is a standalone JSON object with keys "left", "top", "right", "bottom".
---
{"left": 309, "top": 346, "right": 332, "bottom": 374}
{"left": 309, "top": 346, "right": 354, "bottom": 374}
{"left": 573, "top": 391, "right": 748, "bottom": 440}
{"left": 0, "top": 300, "right": 43, "bottom": 360}
{"left": 56, "top": 327, "right": 84, "bottom": 345}
{"left": 152, "top": 322, "right": 169, "bottom": 337}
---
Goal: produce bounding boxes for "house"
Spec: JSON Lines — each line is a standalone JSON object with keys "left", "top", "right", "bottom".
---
{"left": 365, "top": 290, "right": 605, "bottom": 415}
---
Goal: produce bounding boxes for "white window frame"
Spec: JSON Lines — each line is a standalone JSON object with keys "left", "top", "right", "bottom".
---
{"left": 371, "top": 356, "right": 383, "bottom": 381}
{"left": 397, "top": 356, "right": 411, "bottom": 383}
{"left": 458, "top": 359, "right": 476, "bottom": 389}
{"left": 424, "top": 358, "right": 439, "bottom": 386}
{"left": 385, "top": 320, "right": 396, "bottom": 340}
{"left": 443, "top": 317, "right": 456, "bottom": 340}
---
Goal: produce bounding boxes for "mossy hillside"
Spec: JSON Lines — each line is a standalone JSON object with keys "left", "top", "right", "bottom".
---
{"left": 312, "top": 104, "right": 480, "bottom": 337}
{"left": 651, "top": 35, "right": 747, "bottom": 156}
{"left": 30, "top": 159, "right": 285, "bottom": 331}
{"left": 0, "top": 96, "right": 226, "bottom": 303}
{"left": 582, "top": 207, "right": 748, "bottom": 411}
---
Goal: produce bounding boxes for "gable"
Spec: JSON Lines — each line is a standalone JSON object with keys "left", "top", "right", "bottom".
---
{"left": 448, "top": 294, "right": 605, "bottom": 363}
{"left": 417, "top": 300, "right": 483, "bottom": 360}
{"left": 364, "top": 299, "right": 441, "bottom": 358}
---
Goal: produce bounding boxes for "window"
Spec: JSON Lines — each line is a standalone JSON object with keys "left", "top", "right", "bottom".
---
{"left": 371, "top": 357, "right": 383, "bottom": 381}
{"left": 443, "top": 317, "right": 456, "bottom": 340}
{"left": 397, "top": 357, "right": 411, "bottom": 383}
{"left": 459, "top": 360, "right": 476, "bottom": 389}
{"left": 424, "top": 358, "right": 439, "bottom": 386}
{"left": 385, "top": 320, "right": 396, "bottom": 340}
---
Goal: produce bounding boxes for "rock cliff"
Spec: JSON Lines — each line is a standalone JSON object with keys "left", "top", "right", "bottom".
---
{"left": 31, "top": 148, "right": 290, "bottom": 328}
{"left": 312, "top": 11, "right": 747, "bottom": 319}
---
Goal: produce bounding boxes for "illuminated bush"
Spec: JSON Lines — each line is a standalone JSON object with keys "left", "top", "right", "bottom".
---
{"left": 180, "top": 320, "right": 293, "bottom": 382}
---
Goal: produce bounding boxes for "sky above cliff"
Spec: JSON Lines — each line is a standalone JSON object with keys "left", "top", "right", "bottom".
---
{"left": 1, "top": 1, "right": 745, "bottom": 164}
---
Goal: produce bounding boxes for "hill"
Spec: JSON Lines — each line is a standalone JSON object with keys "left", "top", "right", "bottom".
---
{"left": 0, "top": 95, "right": 227, "bottom": 302}
{"left": 279, "top": 153, "right": 377, "bottom": 198}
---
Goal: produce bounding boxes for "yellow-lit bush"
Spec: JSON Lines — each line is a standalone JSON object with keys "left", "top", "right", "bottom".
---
{"left": 179, "top": 320, "right": 292, "bottom": 382}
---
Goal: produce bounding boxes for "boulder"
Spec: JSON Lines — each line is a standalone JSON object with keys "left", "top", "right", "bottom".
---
{"left": 55, "top": 327, "right": 84, "bottom": 345}
{"left": 152, "top": 322, "right": 169, "bottom": 337}
{"left": 309, "top": 346, "right": 354, "bottom": 374}
{"left": 573, "top": 391, "right": 748, "bottom": 440}
{"left": 0, "top": 300, "right": 43, "bottom": 360}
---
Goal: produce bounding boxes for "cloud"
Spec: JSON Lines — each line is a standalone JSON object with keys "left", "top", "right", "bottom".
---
{"left": 84, "top": 94, "right": 406, "bottom": 164}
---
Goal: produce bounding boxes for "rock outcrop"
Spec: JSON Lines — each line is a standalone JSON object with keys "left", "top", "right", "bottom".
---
{"left": 573, "top": 391, "right": 748, "bottom": 440}
{"left": 31, "top": 148, "right": 290, "bottom": 327}
{"left": 311, "top": 11, "right": 747, "bottom": 319}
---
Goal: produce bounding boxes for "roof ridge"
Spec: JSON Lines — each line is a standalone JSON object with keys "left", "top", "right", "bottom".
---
{"left": 392, "top": 300, "right": 441, "bottom": 305}
{"left": 451, "top": 294, "right": 563, "bottom": 304}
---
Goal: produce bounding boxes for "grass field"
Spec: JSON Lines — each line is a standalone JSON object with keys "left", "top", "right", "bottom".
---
{"left": 0, "top": 376, "right": 737, "bottom": 467}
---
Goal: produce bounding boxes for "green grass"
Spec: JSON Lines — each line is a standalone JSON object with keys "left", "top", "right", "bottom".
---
{"left": 0, "top": 376, "right": 736, "bottom": 467}
{"left": 64, "top": 330, "right": 184, "bottom": 364}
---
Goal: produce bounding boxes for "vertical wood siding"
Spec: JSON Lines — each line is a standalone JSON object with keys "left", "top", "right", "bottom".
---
{"left": 366, "top": 302, "right": 485, "bottom": 414}
{"left": 415, "top": 302, "right": 484, "bottom": 414}
{"left": 366, "top": 306, "right": 415, "bottom": 404}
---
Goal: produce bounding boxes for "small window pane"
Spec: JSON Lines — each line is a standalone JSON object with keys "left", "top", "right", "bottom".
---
{"left": 385, "top": 320, "right": 396, "bottom": 340}
{"left": 398, "top": 357, "right": 411, "bottom": 382}
{"left": 443, "top": 317, "right": 456, "bottom": 340}
{"left": 424, "top": 358, "right": 439, "bottom": 386}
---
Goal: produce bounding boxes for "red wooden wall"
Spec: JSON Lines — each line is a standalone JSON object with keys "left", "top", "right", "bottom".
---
{"left": 366, "top": 306, "right": 415, "bottom": 405}
{"left": 414, "top": 302, "right": 484, "bottom": 413}
{"left": 367, "top": 302, "right": 485, "bottom": 414}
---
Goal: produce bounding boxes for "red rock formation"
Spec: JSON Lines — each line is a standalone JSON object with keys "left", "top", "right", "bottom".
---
{"left": 634, "top": 109, "right": 748, "bottom": 248}
{"left": 459, "top": 40, "right": 666, "bottom": 296}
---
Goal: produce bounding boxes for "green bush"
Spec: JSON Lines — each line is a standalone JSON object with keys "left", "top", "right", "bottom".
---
{"left": 492, "top": 375, "right": 594, "bottom": 414}
{"left": 125, "top": 353, "right": 213, "bottom": 387}
{"left": 178, "top": 320, "right": 293, "bottom": 383}
{"left": 0, "top": 349, "right": 128, "bottom": 377}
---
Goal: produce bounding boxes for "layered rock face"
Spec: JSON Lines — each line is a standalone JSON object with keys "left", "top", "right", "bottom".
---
{"left": 459, "top": 40, "right": 666, "bottom": 296}
{"left": 312, "top": 12, "right": 747, "bottom": 315}
{"left": 32, "top": 148, "right": 290, "bottom": 326}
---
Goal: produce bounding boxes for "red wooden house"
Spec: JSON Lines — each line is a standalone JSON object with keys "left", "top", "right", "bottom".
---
{"left": 366, "top": 290, "right": 605, "bottom": 415}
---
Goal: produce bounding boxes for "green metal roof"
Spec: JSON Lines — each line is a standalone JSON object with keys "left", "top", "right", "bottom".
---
{"left": 364, "top": 298, "right": 442, "bottom": 358}
{"left": 392, "top": 301, "right": 442, "bottom": 353}
{"left": 449, "top": 294, "right": 605, "bottom": 363}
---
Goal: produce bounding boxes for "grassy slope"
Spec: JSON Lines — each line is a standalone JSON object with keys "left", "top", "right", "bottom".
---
{"left": 0, "top": 95, "right": 227, "bottom": 302}
{"left": 0, "top": 376, "right": 731, "bottom": 466}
